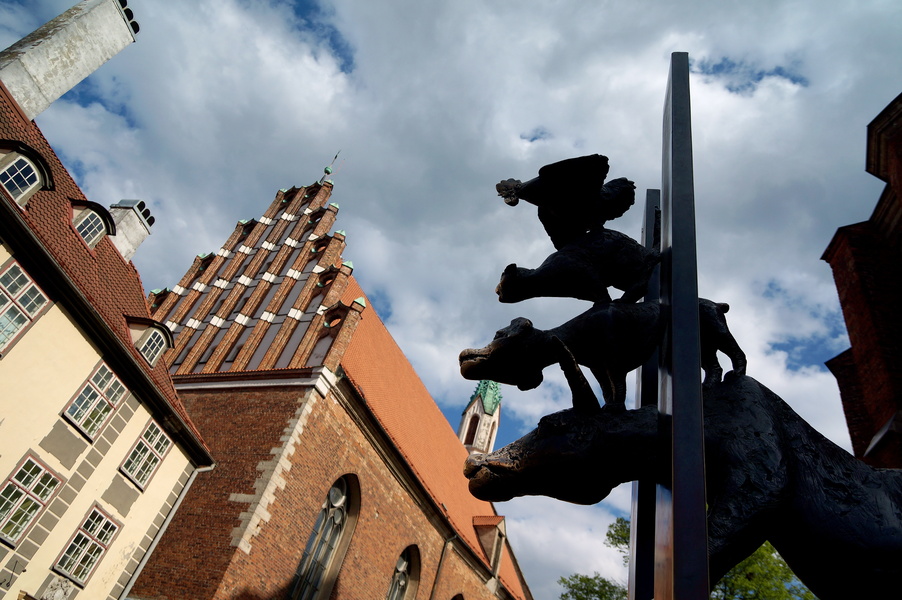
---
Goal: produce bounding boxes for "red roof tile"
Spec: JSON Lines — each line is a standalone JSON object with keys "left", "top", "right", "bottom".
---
{"left": 0, "top": 83, "right": 210, "bottom": 459}
{"left": 340, "top": 277, "right": 530, "bottom": 599}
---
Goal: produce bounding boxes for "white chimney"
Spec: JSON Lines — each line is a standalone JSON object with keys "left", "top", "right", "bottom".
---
{"left": 0, "top": 0, "right": 139, "bottom": 120}
{"left": 109, "top": 199, "right": 154, "bottom": 261}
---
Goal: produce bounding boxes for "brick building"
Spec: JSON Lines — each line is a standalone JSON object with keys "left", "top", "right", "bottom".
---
{"left": 127, "top": 176, "right": 533, "bottom": 600}
{"left": 823, "top": 90, "right": 902, "bottom": 467}
{"left": 0, "top": 2, "right": 214, "bottom": 599}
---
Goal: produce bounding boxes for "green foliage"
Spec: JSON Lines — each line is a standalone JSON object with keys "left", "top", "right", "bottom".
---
{"left": 558, "top": 518, "right": 818, "bottom": 600}
{"left": 713, "top": 542, "right": 817, "bottom": 600}
{"left": 557, "top": 572, "right": 626, "bottom": 600}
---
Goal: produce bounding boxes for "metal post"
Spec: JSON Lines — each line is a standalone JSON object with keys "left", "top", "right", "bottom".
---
{"left": 629, "top": 190, "right": 661, "bottom": 600}
{"left": 654, "top": 51, "right": 709, "bottom": 599}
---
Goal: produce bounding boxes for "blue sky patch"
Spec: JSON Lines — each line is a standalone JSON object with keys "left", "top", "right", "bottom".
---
{"left": 520, "top": 127, "right": 552, "bottom": 143}
{"left": 367, "top": 288, "right": 393, "bottom": 321}
{"left": 691, "top": 56, "right": 809, "bottom": 95}
{"left": 291, "top": 0, "right": 355, "bottom": 73}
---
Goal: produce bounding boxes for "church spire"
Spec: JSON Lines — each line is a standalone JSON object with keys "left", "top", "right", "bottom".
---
{"left": 458, "top": 381, "right": 502, "bottom": 455}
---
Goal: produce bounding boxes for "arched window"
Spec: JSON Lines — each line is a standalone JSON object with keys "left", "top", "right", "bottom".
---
{"left": 75, "top": 210, "right": 106, "bottom": 247}
{"left": 463, "top": 414, "right": 480, "bottom": 446}
{"left": 0, "top": 155, "right": 40, "bottom": 205}
{"left": 137, "top": 328, "right": 167, "bottom": 366}
{"left": 386, "top": 546, "right": 420, "bottom": 600}
{"left": 290, "top": 476, "right": 359, "bottom": 600}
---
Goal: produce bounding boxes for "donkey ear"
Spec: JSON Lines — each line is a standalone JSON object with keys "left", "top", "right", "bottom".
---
{"left": 550, "top": 336, "right": 601, "bottom": 414}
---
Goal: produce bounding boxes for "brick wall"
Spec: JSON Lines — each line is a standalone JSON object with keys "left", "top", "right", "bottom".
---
{"left": 130, "top": 377, "right": 504, "bottom": 600}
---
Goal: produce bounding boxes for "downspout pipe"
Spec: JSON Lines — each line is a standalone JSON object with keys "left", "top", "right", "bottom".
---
{"left": 428, "top": 534, "right": 458, "bottom": 600}
{"left": 118, "top": 463, "right": 216, "bottom": 599}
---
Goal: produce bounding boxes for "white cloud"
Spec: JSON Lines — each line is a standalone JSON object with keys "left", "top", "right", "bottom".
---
{"left": 11, "top": 0, "right": 902, "bottom": 594}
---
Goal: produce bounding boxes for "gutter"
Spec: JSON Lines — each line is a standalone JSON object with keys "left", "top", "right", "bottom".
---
{"left": 428, "top": 534, "right": 458, "bottom": 600}
{"left": 118, "top": 463, "right": 216, "bottom": 600}
{"left": 0, "top": 191, "right": 212, "bottom": 466}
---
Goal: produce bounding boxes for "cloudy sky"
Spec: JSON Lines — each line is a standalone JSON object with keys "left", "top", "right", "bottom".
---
{"left": 3, "top": 0, "right": 902, "bottom": 596}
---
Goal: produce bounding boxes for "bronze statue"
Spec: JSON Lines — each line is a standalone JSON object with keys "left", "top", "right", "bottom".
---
{"left": 496, "top": 154, "right": 635, "bottom": 249}
{"left": 463, "top": 356, "right": 902, "bottom": 599}
{"left": 459, "top": 298, "right": 746, "bottom": 406}
{"left": 495, "top": 227, "right": 660, "bottom": 304}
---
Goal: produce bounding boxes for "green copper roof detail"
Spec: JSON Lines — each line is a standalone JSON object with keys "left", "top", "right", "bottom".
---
{"left": 353, "top": 296, "right": 366, "bottom": 308}
{"left": 238, "top": 219, "right": 251, "bottom": 225}
{"left": 471, "top": 380, "right": 502, "bottom": 415}
{"left": 342, "top": 260, "right": 354, "bottom": 269}
{"left": 280, "top": 188, "right": 289, "bottom": 193}
{"left": 329, "top": 202, "right": 339, "bottom": 209}
{"left": 335, "top": 230, "right": 346, "bottom": 236}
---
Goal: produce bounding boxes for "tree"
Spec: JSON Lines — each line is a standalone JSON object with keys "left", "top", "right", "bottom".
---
{"left": 558, "top": 572, "right": 627, "bottom": 600}
{"left": 559, "top": 518, "right": 817, "bottom": 600}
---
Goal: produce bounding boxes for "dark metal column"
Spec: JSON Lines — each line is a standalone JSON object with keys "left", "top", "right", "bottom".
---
{"left": 629, "top": 190, "right": 661, "bottom": 600}
{"left": 655, "top": 51, "right": 709, "bottom": 600}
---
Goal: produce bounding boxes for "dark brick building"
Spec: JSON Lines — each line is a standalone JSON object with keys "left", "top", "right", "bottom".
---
{"left": 128, "top": 178, "right": 533, "bottom": 600}
{"left": 823, "top": 91, "right": 902, "bottom": 467}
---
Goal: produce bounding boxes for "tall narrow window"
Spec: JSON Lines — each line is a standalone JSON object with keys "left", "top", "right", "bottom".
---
{"left": 386, "top": 546, "right": 420, "bottom": 600}
{"left": 64, "top": 363, "right": 128, "bottom": 438}
{"left": 55, "top": 506, "right": 118, "bottom": 585}
{"left": 0, "top": 456, "right": 61, "bottom": 544}
{"left": 463, "top": 415, "right": 480, "bottom": 446}
{"left": 0, "top": 156, "right": 39, "bottom": 205}
{"left": 0, "top": 261, "right": 48, "bottom": 354}
{"left": 290, "top": 476, "right": 359, "bottom": 600}
{"left": 121, "top": 421, "right": 171, "bottom": 488}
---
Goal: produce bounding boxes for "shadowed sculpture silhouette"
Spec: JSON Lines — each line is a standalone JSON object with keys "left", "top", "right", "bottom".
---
{"left": 463, "top": 350, "right": 902, "bottom": 600}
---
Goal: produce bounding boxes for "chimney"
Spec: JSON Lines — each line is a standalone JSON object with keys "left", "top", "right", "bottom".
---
{"left": 109, "top": 199, "right": 154, "bottom": 261}
{"left": 0, "top": 0, "right": 139, "bottom": 120}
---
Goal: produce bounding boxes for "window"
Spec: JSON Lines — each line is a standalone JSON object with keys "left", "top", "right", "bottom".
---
{"left": 0, "top": 261, "right": 48, "bottom": 354}
{"left": 0, "top": 456, "right": 61, "bottom": 544}
{"left": 64, "top": 363, "right": 127, "bottom": 438}
{"left": 0, "top": 155, "right": 39, "bottom": 205}
{"left": 289, "top": 476, "right": 359, "bottom": 600}
{"left": 138, "top": 328, "right": 167, "bottom": 366}
{"left": 386, "top": 546, "right": 420, "bottom": 600}
{"left": 74, "top": 210, "right": 106, "bottom": 248}
{"left": 55, "top": 506, "right": 118, "bottom": 585}
{"left": 121, "top": 421, "right": 171, "bottom": 488}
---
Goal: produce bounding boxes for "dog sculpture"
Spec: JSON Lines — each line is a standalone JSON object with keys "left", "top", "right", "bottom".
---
{"left": 463, "top": 358, "right": 902, "bottom": 599}
{"left": 459, "top": 298, "right": 746, "bottom": 406}
{"left": 495, "top": 227, "right": 660, "bottom": 304}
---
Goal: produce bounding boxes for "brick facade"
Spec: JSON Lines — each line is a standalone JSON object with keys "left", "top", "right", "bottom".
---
{"left": 824, "top": 91, "right": 902, "bottom": 467}
{"left": 130, "top": 178, "right": 532, "bottom": 599}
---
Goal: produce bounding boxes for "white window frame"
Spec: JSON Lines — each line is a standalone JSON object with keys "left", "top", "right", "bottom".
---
{"left": 120, "top": 421, "right": 171, "bottom": 489}
{"left": 63, "top": 363, "right": 128, "bottom": 439}
{"left": 0, "top": 455, "right": 61, "bottom": 545}
{"left": 0, "top": 154, "right": 41, "bottom": 206}
{"left": 0, "top": 261, "right": 49, "bottom": 355}
{"left": 73, "top": 209, "right": 107, "bottom": 248}
{"left": 137, "top": 328, "right": 167, "bottom": 366}
{"left": 55, "top": 506, "right": 119, "bottom": 586}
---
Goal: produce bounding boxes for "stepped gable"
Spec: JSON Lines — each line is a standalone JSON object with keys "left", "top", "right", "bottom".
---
{"left": 0, "top": 82, "right": 207, "bottom": 454}
{"left": 151, "top": 182, "right": 357, "bottom": 375}
{"left": 340, "top": 277, "right": 530, "bottom": 599}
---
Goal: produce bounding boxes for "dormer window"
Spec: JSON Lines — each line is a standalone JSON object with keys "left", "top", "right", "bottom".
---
{"left": 138, "top": 329, "right": 167, "bottom": 365}
{"left": 127, "top": 318, "right": 173, "bottom": 367}
{"left": 75, "top": 210, "right": 105, "bottom": 247}
{"left": 0, "top": 155, "right": 39, "bottom": 206}
{"left": 71, "top": 202, "right": 116, "bottom": 250}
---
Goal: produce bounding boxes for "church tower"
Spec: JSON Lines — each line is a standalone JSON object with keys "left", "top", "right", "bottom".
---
{"left": 459, "top": 380, "right": 502, "bottom": 455}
